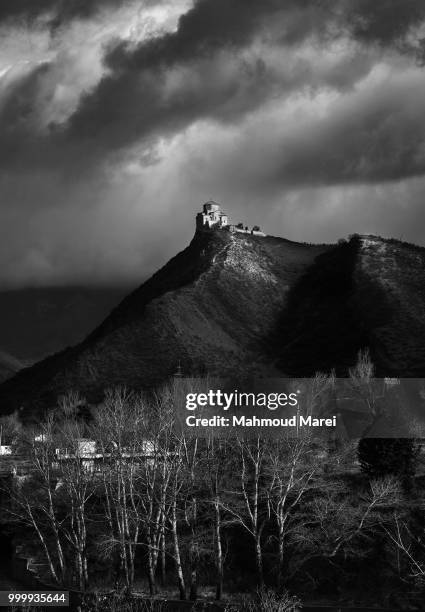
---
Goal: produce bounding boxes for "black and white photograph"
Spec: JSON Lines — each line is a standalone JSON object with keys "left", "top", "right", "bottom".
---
{"left": 1, "top": 1, "right": 425, "bottom": 610}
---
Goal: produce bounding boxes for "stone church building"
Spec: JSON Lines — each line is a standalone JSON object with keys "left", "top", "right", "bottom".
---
{"left": 196, "top": 201, "right": 265, "bottom": 236}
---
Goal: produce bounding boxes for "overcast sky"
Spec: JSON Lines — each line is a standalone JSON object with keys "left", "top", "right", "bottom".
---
{"left": 1, "top": 0, "right": 425, "bottom": 288}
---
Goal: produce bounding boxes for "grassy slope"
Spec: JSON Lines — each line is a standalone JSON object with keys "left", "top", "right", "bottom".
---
{"left": 2, "top": 230, "right": 424, "bottom": 419}
{"left": 355, "top": 235, "right": 425, "bottom": 375}
{"left": 0, "top": 231, "right": 328, "bottom": 417}
{"left": 273, "top": 236, "right": 365, "bottom": 375}
{"left": 274, "top": 234, "right": 425, "bottom": 376}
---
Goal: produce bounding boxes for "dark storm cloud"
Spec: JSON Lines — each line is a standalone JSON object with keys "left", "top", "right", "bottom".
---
{"left": 93, "top": 0, "right": 425, "bottom": 74}
{"left": 0, "top": 0, "right": 128, "bottom": 26}
{"left": 0, "top": 64, "right": 61, "bottom": 171}
{"left": 66, "top": 0, "right": 425, "bottom": 150}
{"left": 0, "top": 64, "right": 49, "bottom": 141}
{"left": 0, "top": 0, "right": 327, "bottom": 172}
{"left": 3, "top": 0, "right": 425, "bottom": 180}
{"left": 105, "top": 0, "right": 312, "bottom": 70}
{"left": 3, "top": 0, "right": 425, "bottom": 287}
{"left": 65, "top": 0, "right": 308, "bottom": 148}
{"left": 346, "top": 0, "right": 425, "bottom": 49}
{"left": 242, "top": 74, "right": 425, "bottom": 189}
{"left": 1, "top": 0, "right": 421, "bottom": 54}
{"left": 66, "top": 57, "right": 280, "bottom": 154}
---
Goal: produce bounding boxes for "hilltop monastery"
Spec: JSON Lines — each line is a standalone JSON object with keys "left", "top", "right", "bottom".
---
{"left": 196, "top": 201, "right": 266, "bottom": 236}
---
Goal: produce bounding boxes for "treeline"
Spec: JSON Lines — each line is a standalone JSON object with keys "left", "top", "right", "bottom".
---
{"left": 0, "top": 373, "right": 424, "bottom": 608}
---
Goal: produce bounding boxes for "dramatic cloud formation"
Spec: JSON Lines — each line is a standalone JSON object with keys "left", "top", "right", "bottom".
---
{"left": 0, "top": 0, "right": 129, "bottom": 27}
{"left": 1, "top": 0, "right": 425, "bottom": 287}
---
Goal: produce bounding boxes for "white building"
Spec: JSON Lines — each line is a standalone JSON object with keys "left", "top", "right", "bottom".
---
{"left": 196, "top": 201, "right": 229, "bottom": 230}
{"left": 195, "top": 200, "right": 266, "bottom": 236}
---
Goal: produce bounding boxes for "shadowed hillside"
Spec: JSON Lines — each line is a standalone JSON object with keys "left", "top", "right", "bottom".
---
{"left": 0, "top": 230, "right": 328, "bottom": 418}
{"left": 0, "top": 351, "right": 22, "bottom": 383}
{"left": 271, "top": 236, "right": 367, "bottom": 376}
{"left": 354, "top": 236, "right": 425, "bottom": 376}
{"left": 1, "top": 230, "right": 425, "bottom": 419}
{"left": 273, "top": 234, "right": 425, "bottom": 376}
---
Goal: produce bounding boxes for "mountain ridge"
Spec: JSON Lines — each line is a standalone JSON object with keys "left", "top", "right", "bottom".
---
{"left": 1, "top": 229, "right": 425, "bottom": 420}
{"left": 0, "top": 230, "right": 329, "bottom": 418}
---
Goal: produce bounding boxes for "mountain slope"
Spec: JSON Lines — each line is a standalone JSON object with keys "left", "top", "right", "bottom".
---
{"left": 0, "top": 230, "right": 329, "bottom": 418}
{"left": 0, "top": 351, "right": 23, "bottom": 383}
{"left": 274, "top": 234, "right": 425, "bottom": 376}
{"left": 354, "top": 235, "right": 425, "bottom": 375}
{"left": 1, "top": 230, "right": 425, "bottom": 420}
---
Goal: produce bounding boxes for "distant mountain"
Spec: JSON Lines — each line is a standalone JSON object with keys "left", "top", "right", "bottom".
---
{"left": 0, "top": 351, "right": 23, "bottom": 383}
{"left": 1, "top": 230, "right": 425, "bottom": 419}
{"left": 0, "top": 287, "right": 129, "bottom": 362}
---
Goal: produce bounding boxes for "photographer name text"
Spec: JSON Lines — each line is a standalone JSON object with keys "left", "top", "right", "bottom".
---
{"left": 185, "top": 415, "right": 337, "bottom": 428}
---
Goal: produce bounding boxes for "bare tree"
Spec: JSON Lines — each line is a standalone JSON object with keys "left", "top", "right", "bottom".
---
{"left": 220, "top": 436, "right": 272, "bottom": 586}
{"left": 383, "top": 513, "right": 425, "bottom": 583}
{"left": 167, "top": 437, "right": 187, "bottom": 600}
{"left": 92, "top": 388, "right": 145, "bottom": 590}
{"left": 26, "top": 415, "right": 67, "bottom": 582}
{"left": 141, "top": 391, "right": 175, "bottom": 595}
{"left": 267, "top": 433, "right": 318, "bottom": 588}
{"left": 7, "top": 479, "right": 62, "bottom": 584}
{"left": 202, "top": 436, "right": 231, "bottom": 600}
{"left": 5, "top": 414, "right": 68, "bottom": 585}
{"left": 304, "top": 476, "right": 401, "bottom": 562}
{"left": 55, "top": 415, "right": 96, "bottom": 591}
{"left": 4, "top": 392, "right": 93, "bottom": 588}
{"left": 0, "top": 411, "right": 21, "bottom": 447}
{"left": 347, "top": 349, "right": 387, "bottom": 436}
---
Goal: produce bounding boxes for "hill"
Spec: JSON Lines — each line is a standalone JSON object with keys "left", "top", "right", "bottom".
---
{"left": 0, "top": 287, "right": 129, "bottom": 362}
{"left": 0, "top": 351, "right": 23, "bottom": 383}
{"left": 0, "top": 230, "right": 328, "bottom": 418}
{"left": 273, "top": 234, "right": 425, "bottom": 377}
{"left": 1, "top": 230, "right": 425, "bottom": 419}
